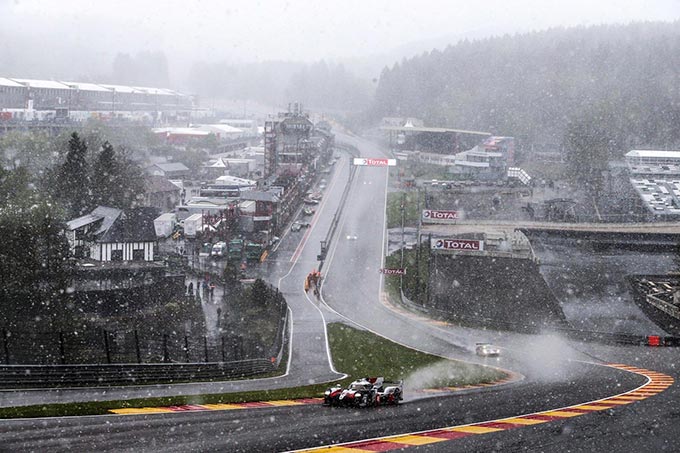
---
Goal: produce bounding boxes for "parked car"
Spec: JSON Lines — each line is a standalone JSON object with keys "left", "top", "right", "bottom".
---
{"left": 211, "top": 241, "right": 227, "bottom": 257}
{"left": 199, "top": 242, "right": 212, "bottom": 257}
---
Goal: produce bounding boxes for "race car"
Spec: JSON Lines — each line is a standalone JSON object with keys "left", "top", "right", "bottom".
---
{"left": 324, "top": 377, "right": 403, "bottom": 407}
{"left": 475, "top": 342, "right": 501, "bottom": 357}
{"left": 291, "top": 221, "right": 310, "bottom": 232}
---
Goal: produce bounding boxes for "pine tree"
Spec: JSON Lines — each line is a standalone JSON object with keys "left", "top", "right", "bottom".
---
{"left": 91, "top": 141, "right": 118, "bottom": 207}
{"left": 56, "top": 132, "right": 90, "bottom": 216}
{"left": 91, "top": 141, "right": 144, "bottom": 210}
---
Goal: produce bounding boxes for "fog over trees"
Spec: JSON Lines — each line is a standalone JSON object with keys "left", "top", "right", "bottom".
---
{"left": 188, "top": 59, "right": 371, "bottom": 111}
{"left": 370, "top": 21, "right": 680, "bottom": 152}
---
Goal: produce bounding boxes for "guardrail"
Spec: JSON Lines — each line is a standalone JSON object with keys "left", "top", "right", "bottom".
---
{"left": 399, "top": 290, "right": 680, "bottom": 347}
{"left": 647, "top": 294, "right": 680, "bottom": 320}
{"left": 317, "top": 143, "right": 359, "bottom": 271}
{"left": 0, "top": 360, "right": 277, "bottom": 389}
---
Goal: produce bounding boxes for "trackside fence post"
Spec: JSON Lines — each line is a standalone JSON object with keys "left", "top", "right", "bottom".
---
{"left": 103, "top": 329, "right": 111, "bottom": 364}
{"left": 2, "top": 330, "right": 9, "bottom": 365}
{"left": 134, "top": 330, "right": 141, "bottom": 363}
{"left": 203, "top": 336, "right": 209, "bottom": 362}
{"left": 184, "top": 335, "right": 190, "bottom": 362}
{"left": 58, "top": 331, "right": 66, "bottom": 365}
{"left": 163, "top": 334, "right": 169, "bottom": 363}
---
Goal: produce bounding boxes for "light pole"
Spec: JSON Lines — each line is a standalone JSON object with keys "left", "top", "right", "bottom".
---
{"left": 400, "top": 192, "right": 406, "bottom": 293}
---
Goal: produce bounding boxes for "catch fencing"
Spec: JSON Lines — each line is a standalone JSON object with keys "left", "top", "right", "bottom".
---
{"left": 2, "top": 328, "right": 268, "bottom": 366}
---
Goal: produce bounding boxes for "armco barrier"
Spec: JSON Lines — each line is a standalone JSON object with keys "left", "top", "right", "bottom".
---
{"left": 0, "top": 359, "right": 277, "bottom": 389}
{"left": 317, "top": 143, "right": 359, "bottom": 272}
{"left": 398, "top": 290, "right": 680, "bottom": 347}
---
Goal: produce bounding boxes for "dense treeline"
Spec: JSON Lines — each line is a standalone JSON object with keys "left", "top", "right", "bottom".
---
{"left": 370, "top": 21, "right": 680, "bottom": 153}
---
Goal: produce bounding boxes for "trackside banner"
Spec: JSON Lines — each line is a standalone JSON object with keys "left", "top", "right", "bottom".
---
{"left": 352, "top": 158, "right": 397, "bottom": 167}
{"left": 422, "top": 209, "right": 460, "bottom": 223}
{"left": 431, "top": 239, "right": 484, "bottom": 251}
{"left": 380, "top": 268, "right": 406, "bottom": 275}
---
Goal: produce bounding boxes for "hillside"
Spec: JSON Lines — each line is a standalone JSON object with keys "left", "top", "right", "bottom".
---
{"left": 370, "top": 21, "right": 680, "bottom": 153}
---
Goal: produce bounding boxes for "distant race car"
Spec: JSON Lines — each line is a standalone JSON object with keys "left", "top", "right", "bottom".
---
{"left": 303, "top": 207, "right": 315, "bottom": 216}
{"left": 324, "top": 377, "right": 403, "bottom": 408}
{"left": 291, "top": 221, "right": 310, "bottom": 232}
{"left": 475, "top": 343, "right": 501, "bottom": 357}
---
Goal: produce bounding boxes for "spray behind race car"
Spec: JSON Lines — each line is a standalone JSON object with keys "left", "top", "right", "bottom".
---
{"left": 324, "top": 377, "right": 403, "bottom": 407}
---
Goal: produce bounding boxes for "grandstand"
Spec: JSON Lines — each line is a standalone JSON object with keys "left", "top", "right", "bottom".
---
{"left": 0, "top": 77, "right": 195, "bottom": 122}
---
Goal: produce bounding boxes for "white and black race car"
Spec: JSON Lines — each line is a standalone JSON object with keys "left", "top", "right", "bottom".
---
{"left": 475, "top": 342, "right": 501, "bottom": 357}
{"left": 324, "top": 377, "right": 403, "bottom": 407}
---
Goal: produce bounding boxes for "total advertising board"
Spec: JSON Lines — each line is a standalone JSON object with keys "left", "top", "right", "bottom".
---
{"left": 431, "top": 239, "right": 484, "bottom": 252}
{"left": 352, "top": 157, "right": 397, "bottom": 167}
{"left": 421, "top": 209, "right": 460, "bottom": 224}
{"left": 380, "top": 268, "right": 406, "bottom": 275}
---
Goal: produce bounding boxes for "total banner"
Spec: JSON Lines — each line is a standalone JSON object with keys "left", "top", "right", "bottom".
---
{"left": 431, "top": 239, "right": 484, "bottom": 251}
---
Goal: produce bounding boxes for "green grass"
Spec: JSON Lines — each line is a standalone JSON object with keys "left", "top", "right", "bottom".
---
{"left": 386, "top": 191, "right": 426, "bottom": 228}
{"left": 328, "top": 322, "right": 442, "bottom": 383}
{"left": 0, "top": 323, "right": 505, "bottom": 419}
{"left": 327, "top": 323, "right": 505, "bottom": 389}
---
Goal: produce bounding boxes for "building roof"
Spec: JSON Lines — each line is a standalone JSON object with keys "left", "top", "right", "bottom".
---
{"left": 185, "top": 198, "right": 231, "bottom": 209}
{"left": 240, "top": 191, "right": 279, "bottom": 203}
{"left": 98, "top": 84, "right": 143, "bottom": 94}
{"left": 133, "top": 86, "right": 181, "bottom": 96}
{"left": 381, "top": 125, "right": 492, "bottom": 136}
{"left": 91, "top": 206, "right": 123, "bottom": 235}
{"left": 152, "top": 127, "right": 212, "bottom": 137}
{"left": 99, "top": 207, "right": 159, "bottom": 243}
{"left": 10, "top": 78, "right": 71, "bottom": 90}
{"left": 215, "top": 175, "right": 257, "bottom": 186}
{"left": 2, "top": 77, "right": 191, "bottom": 99}
{"left": 66, "top": 206, "right": 122, "bottom": 233}
{"left": 626, "top": 150, "right": 680, "bottom": 159}
{"left": 66, "top": 213, "right": 104, "bottom": 231}
{"left": 204, "top": 158, "right": 253, "bottom": 169}
{"left": 196, "top": 124, "right": 243, "bottom": 134}
{"left": 454, "top": 160, "right": 490, "bottom": 168}
{"left": 151, "top": 162, "right": 190, "bottom": 172}
{"left": 61, "top": 81, "right": 111, "bottom": 92}
{"left": 146, "top": 175, "right": 182, "bottom": 193}
{"left": 0, "top": 77, "right": 24, "bottom": 88}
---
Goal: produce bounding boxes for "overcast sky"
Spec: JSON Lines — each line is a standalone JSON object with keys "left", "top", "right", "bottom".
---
{"left": 1, "top": 0, "right": 679, "bottom": 86}
{"left": 2, "top": 0, "right": 679, "bottom": 62}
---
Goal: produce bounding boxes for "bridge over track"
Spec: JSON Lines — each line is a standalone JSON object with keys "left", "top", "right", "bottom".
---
{"left": 421, "top": 220, "right": 680, "bottom": 236}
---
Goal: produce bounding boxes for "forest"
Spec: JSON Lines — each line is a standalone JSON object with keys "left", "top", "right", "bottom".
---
{"left": 369, "top": 21, "right": 680, "bottom": 153}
